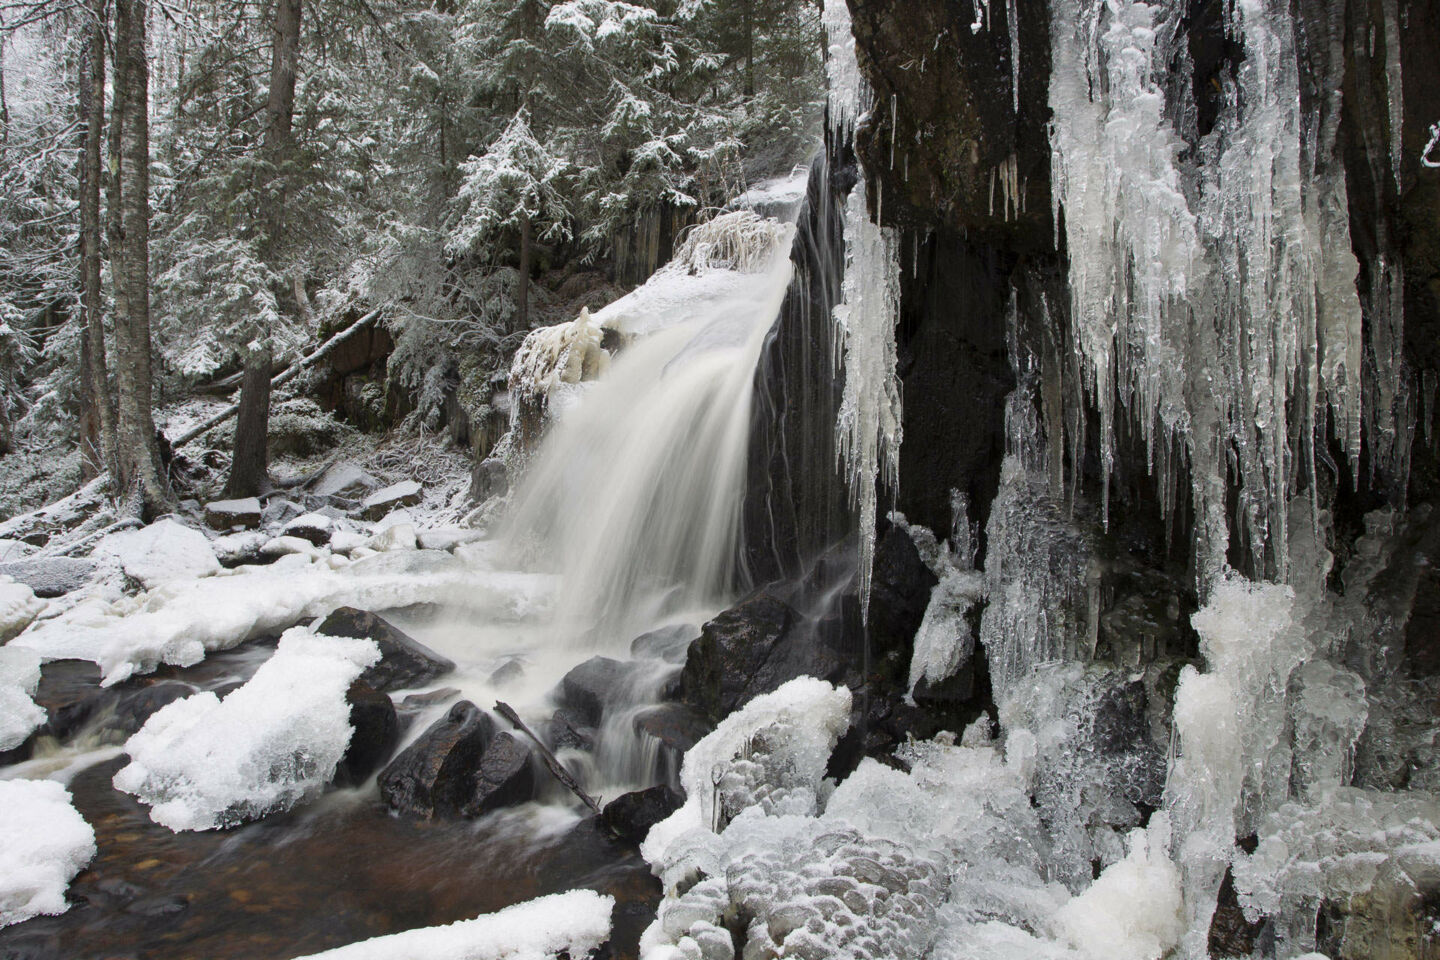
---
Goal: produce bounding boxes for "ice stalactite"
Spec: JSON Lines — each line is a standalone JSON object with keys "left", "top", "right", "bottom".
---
{"left": 824, "top": 0, "right": 905, "bottom": 618}
{"left": 1047, "top": 0, "right": 1369, "bottom": 582}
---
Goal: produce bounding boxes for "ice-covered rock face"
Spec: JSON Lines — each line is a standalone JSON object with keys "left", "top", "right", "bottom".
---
{"left": 112, "top": 628, "right": 381, "bottom": 831}
{"left": 0, "top": 779, "right": 96, "bottom": 928}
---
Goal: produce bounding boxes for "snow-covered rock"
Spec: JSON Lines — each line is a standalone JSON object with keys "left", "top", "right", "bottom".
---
{"left": 261, "top": 535, "right": 327, "bottom": 560}
{"left": 282, "top": 512, "right": 336, "bottom": 546}
{"left": 0, "top": 557, "right": 100, "bottom": 598}
{"left": 93, "top": 519, "right": 221, "bottom": 589}
{"left": 112, "top": 628, "right": 381, "bottom": 831}
{"left": 366, "top": 523, "right": 417, "bottom": 553}
{"left": 290, "top": 889, "right": 614, "bottom": 960}
{"left": 0, "top": 644, "right": 45, "bottom": 751}
{"left": 0, "top": 575, "right": 43, "bottom": 641}
{"left": 361, "top": 481, "right": 423, "bottom": 520}
{"left": 212, "top": 531, "right": 270, "bottom": 567}
{"left": 0, "top": 779, "right": 96, "bottom": 927}
{"left": 313, "top": 462, "right": 382, "bottom": 500}
{"left": 203, "top": 498, "right": 262, "bottom": 530}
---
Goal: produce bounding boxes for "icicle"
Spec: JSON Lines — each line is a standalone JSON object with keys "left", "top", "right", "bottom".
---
{"left": 1007, "top": 0, "right": 1020, "bottom": 114}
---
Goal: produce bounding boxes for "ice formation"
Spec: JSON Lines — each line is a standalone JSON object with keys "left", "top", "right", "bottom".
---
{"left": 1053, "top": 817, "right": 1184, "bottom": 960}
{"left": 112, "top": 628, "right": 380, "bottom": 830}
{"left": 507, "top": 306, "right": 611, "bottom": 444}
{"left": 289, "top": 889, "right": 615, "bottom": 960}
{"left": 0, "top": 779, "right": 96, "bottom": 928}
{"left": 0, "top": 644, "right": 45, "bottom": 752}
{"left": 1046, "top": 0, "right": 1368, "bottom": 580}
{"left": 13, "top": 549, "right": 552, "bottom": 684}
{"left": 824, "top": 0, "right": 905, "bottom": 617}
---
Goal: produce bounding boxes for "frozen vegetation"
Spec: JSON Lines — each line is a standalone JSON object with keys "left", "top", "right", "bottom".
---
{"left": 0, "top": 779, "right": 95, "bottom": 928}
{"left": 112, "top": 628, "right": 380, "bottom": 831}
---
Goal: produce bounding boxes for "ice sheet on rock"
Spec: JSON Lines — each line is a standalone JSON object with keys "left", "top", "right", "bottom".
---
{"left": 113, "top": 628, "right": 380, "bottom": 831}
{"left": 908, "top": 567, "right": 983, "bottom": 698}
{"left": 92, "top": 518, "right": 222, "bottom": 590}
{"left": 0, "top": 779, "right": 96, "bottom": 927}
{"left": 0, "top": 575, "right": 43, "bottom": 641}
{"left": 13, "top": 550, "right": 555, "bottom": 685}
{"left": 1233, "top": 788, "right": 1440, "bottom": 956}
{"left": 288, "top": 889, "right": 614, "bottom": 960}
{"left": 509, "top": 309, "right": 611, "bottom": 418}
{"left": 0, "top": 644, "right": 45, "bottom": 752}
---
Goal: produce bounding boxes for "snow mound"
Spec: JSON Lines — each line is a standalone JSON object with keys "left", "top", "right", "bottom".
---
{"left": 289, "top": 889, "right": 614, "bottom": 960}
{"left": 0, "top": 644, "right": 45, "bottom": 751}
{"left": 13, "top": 550, "right": 554, "bottom": 685}
{"left": 93, "top": 518, "right": 221, "bottom": 589}
{"left": 0, "top": 779, "right": 96, "bottom": 927}
{"left": 112, "top": 628, "right": 380, "bottom": 830}
{"left": 0, "top": 575, "right": 43, "bottom": 642}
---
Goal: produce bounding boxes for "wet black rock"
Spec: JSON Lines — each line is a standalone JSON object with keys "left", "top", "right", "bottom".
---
{"left": 108, "top": 682, "right": 196, "bottom": 737}
{"left": 335, "top": 683, "right": 399, "bottom": 787}
{"left": 379, "top": 700, "right": 496, "bottom": 818}
{"left": 679, "top": 592, "right": 845, "bottom": 723}
{"left": 602, "top": 785, "right": 684, "bottom": 844}
{"left": 489, "top": 657, "right": 525, "bottom": 687}
{"left": 548, "top": 707, "right": 596, "bottom": 752}
{"left": 629, "top": 624, "right": 699, "bottom": 664}
{"left": 557, "top": 656, "right": 641, "bottom": 727}
{"left": 867, "top": 522, "right": 939, "bottom": 664}
{"left": 462, "top": 731, "right": 535, "bottom": 816}
{"left": 317, "top": 607, "right": 455, "bottom": 693}
{"left": 633, "top": 704, "right": 713, "bottom": 788}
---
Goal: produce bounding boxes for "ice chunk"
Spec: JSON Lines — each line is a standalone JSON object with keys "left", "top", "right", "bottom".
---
{"left": 0, "top": 575, "right": 42, "bottom": 641}
{"left": 908, "top": 568, "right": 984, "bottom": 698}
{"left": 0, "top": 644, "right": 45, "bottom": 752}
{"left": 93, "top": 518, "right": 222, "bottom": 589}
{"left": 112, "top": 628, "right": 381, "bottom": 830}
{"left": 0, "top": 779, "right": 96, "bottom": 927}
{"left": 1055, "top": 816, "right": 1184, "bottom": 960}
{"left": 290, "top": 889, "right": 614, "bottom": 960}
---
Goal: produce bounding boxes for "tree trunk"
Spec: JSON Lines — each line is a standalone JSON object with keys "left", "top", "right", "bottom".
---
{"left": 224, "top": 0, "right": 301, "bottom": 496}
{"left": 516, "top": 212, "right": 533, "bottom": 332}
{"left": 743, "top": 0, "right": 755, "bottom": 97}
{"left": 225, "top": 344, "right": 272, "bottom": 498}
{"left": 112, "top": 0, "right": 169, "bottom": 517}
{"left": 79, "top": 0, "right": 117, "bottom": 481}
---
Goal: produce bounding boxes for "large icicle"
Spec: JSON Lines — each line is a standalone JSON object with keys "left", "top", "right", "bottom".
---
{"left": 824, "top": 0, "right": 905, "bottom": 617}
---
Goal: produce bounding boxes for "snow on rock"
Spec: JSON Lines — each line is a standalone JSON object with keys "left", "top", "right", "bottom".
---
{"left": 112, "top": 628, "right": 380, "bottom": 831}
{"left": 361, "top": 481, "right": 424, "bottom": 521}
{"left": 289, "top": 889, "right": 614, "bottom": 960}
{"left": 0, "top": 779, "right": 96, "bottom": 927}
{"left": 203, "top": 498, "right": 262, "bottom": 531}
{"left": 1054, "top": 816, "right": 1184, "bottom": 960}
{"left": 0, "top": 575, "right": 43, "bottom": 642}
{"left": 12, "top": 550, "right": 554, "bottom": 685}
{"left": 0, "top": 644, "right": 45, "bottom": 751}
{"left": 93, "top": 519, "right": 222, "bottom": 590}
{"left": 312, "top": 462, "right": 381, "bottom": 500}
{"left": 908, "top": 566, "right": 984, "bottom": 699}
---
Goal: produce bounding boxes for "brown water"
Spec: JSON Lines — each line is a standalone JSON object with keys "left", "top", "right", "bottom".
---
{"left": 0, "top": 756, "right": 658, "bottom": 960}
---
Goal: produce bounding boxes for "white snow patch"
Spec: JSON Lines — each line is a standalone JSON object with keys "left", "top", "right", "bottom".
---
{"left": 289, "top": 889, "right": 614, "bottom": 960}
{"left": 0, "top": 575, "right": 43, "bottom": 641}
{"left": 93, "top": 519, "right": 221, "bottom": 589}
{"left": 0, "top": 644, "right": 45, "bottom": 752}
{"left": 1055, "top": 816, "right": 1185, "bottom": 960}
{"left": 0, "top": 779, "right": 95, "bottom": 927}
{"left": 113, "top": 628, "right": 380, "bottom": 831}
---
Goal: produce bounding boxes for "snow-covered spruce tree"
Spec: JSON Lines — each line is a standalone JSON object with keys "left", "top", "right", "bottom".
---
{"left": 449, "top": 109, "right": 571, "bottom": 333}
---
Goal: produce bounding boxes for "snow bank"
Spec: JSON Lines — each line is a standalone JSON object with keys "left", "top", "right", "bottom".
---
{"left": 289, "top": 889, "right": 614, "bottom": 960}
{"left": 1055, "top": 817, "right": 1184, "bottom": 960}
{"left": 0, "top": 644, "right": 45, "bottom": 752}
{"left": 112, "top": 628, "right": 380, "bottom": 830}
{"left": 13, "top": 550, "right": 554, "bottom": 685}
{"left": 0, "top": 779, "right": 96, "bottom": 927}
{"left": 0, "top": 575, "right": 43, "bottom": 642}
{"left": 93, "top": 518, "right": 221, "bottom": 589}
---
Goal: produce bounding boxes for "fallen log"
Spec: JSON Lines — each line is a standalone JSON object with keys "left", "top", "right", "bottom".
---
{"left": 168, "top": 307, "right": 383, "bottom": 448}
{"left": 495, "top": 700, "right": 603, "bottom": 817}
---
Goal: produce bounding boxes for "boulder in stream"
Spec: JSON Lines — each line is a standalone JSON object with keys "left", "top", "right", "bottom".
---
{"left": 379, "top": 700, "right": 496, "bottom": 818}
{"left": 462, "top": 731, "right": 535, "bottom": 816}
{"left": 334, "top": 683, "right": 399, "bottom": 787}
{"left": 317, "top": 607, "right": 455, "bottom": 693}
{"left": 556, "top": 656, "right": 643, "bottom": 727}
{"left": 602, "top": 784, "right": 684, "bottom": 844}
